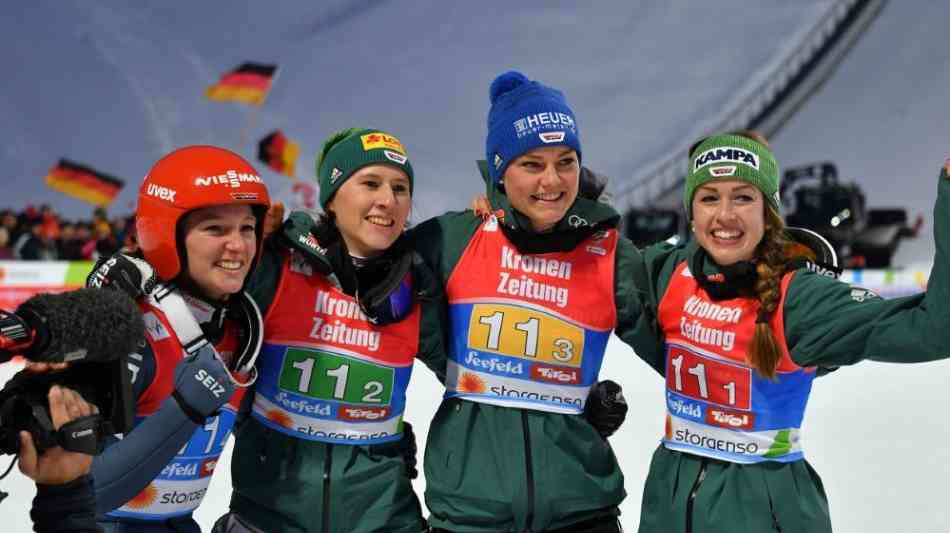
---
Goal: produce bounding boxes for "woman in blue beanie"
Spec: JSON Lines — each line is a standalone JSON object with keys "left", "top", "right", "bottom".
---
{"left": 409, "top": 70, "right": 662, "bottom": 533}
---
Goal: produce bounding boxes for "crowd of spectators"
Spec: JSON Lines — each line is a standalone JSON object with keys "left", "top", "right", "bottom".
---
{"left": 0, "top": 205, "right": 133, "bottom": 261}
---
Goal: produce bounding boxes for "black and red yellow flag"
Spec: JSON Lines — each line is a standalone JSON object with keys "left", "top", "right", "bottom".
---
{"left": 205, "top": 63, "right": 278, "bottom": 106}
{"left": 44, "top": 159, "right": 124, "bottom": 207}
{"left": 258, "top": 130, "right": 300, "bottom": 178}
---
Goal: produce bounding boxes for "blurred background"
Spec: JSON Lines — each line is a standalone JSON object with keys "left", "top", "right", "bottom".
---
{"left": 2, "top": 1, "right": 949, "bottom": 531}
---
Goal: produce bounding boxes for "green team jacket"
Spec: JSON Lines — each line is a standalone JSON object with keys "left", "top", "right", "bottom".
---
{"left": 409, "top": 163, "right": 662, "bottom": 532}
{"left": 229, "top": 221, "right": 446, "bottom": 533}
{"left": 635, "top": 168, "right": 950, "bottom": 533}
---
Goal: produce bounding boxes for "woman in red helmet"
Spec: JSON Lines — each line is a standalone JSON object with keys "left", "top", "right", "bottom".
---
{"left": 87, "top": 145, "right": 270, "bottom": 533}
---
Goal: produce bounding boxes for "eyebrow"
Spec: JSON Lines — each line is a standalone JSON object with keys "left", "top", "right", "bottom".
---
{"left": 522, "top": 148, "right": 576, "bottom": 160}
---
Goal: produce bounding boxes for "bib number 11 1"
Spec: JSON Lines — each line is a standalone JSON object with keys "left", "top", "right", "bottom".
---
{"left": 667, "top": 348, "right": 751, "bottom": 409}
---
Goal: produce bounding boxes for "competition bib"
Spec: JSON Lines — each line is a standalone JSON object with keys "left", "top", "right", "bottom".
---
{"left": 658, "top": 262, "right": 816, "bottom": 463}
{"left": 108, "top": 300, "right": 245, "bottom": 520}
{"left": 252, "top": 250, "right": 419, "bottom": 444}
{"left": 444, "top": 218, "right": 617, "bottom": 414}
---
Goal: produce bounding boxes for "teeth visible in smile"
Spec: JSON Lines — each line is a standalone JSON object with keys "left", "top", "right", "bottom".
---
{"left": 218, "top": 261, "right": 242, "bottom": 270}
{"left": 367, "top": 216, "right": 394, "bottom": 227}
{"left": 533, "top": 192, "right": 562, "bottom": 201}
{"left": 713, "top": 230, "right": 741, "bottom": 240}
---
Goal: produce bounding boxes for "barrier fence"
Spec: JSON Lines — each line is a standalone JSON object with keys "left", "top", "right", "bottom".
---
{"left": 0, "top": 260, "right": 930, "bottom": 312}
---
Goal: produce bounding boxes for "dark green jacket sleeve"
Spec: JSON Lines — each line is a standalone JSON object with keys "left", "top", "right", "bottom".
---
{"left": 407, "top": 211, "right": 482, "bottom": 382}
{"left": 246, "top": 241, "right": 284, "bottom": 315}
{"left": 614, "top": 237, "right": 665, "bottom": 374}
{"left": 785, "top": 168, "right": 950, "bottom": 367}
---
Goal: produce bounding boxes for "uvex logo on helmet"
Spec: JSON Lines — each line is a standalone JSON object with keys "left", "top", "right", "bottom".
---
{"left": 694, "top": 147, "right": 759, "bottom": 172}
{"left": 194, "top": 170, "right": 263, "bottom": 188}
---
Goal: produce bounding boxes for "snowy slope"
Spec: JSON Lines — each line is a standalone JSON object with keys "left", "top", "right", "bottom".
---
{"left": 2, "top": 1, "right": 831, "bottom": 223}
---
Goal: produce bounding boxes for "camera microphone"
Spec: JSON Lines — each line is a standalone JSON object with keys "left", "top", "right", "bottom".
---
{"left": 0, "top": 288, "right": 144, "bottom": 364}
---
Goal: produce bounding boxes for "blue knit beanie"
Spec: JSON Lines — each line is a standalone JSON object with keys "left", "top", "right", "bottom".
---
{"left": 485, "top": 71, "right": 581, "bottom": 185}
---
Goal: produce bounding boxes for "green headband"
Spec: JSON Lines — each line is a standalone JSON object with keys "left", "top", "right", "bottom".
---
{"left": 684, "top": 134, "right": 780, "bottom": 218}
{"left": 316, "top": 127, "right": 415, "bottom": 207}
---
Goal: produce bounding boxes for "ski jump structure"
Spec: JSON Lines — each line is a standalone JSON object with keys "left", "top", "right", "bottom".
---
{"left": 615, "top": 0, "right": 886, "bottom": 210}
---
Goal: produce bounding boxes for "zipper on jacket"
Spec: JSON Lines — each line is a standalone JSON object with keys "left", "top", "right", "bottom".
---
{"left": 521, "top": 411, "right": 535, "bottom": 533}
{"left": 323, "top": 443, "right": 332, "bottom": 533}
{"left": 685, "top": 458, "right": 708, "bottom": 533}
{"left": 768, "top": 498, "right": 783, "bottom": 532}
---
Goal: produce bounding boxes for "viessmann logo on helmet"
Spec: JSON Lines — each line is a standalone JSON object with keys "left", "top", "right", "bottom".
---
{"left": 193, "top": 170, "right": 263, "bottom": 188}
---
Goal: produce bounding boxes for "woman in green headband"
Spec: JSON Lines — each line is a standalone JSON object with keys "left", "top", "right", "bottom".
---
{"left": 631, "top": 131, "right": 950, "bottom": 533}
{"left": 216, "top": 127, "right": 442, "bottom": 533}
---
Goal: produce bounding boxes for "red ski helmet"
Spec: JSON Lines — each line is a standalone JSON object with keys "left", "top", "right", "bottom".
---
{"left": 136, "top": 145, "right": 271, "bottom": 281}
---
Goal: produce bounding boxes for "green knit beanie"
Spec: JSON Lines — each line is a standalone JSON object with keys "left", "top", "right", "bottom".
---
{"left": 315, "top": 127, "right": 415, "bottom": 207}
{"left": 684, "top": 134, "right": 780, "bottom": 218}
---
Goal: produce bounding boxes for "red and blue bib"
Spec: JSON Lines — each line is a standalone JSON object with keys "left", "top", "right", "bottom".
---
{"left": 444, "top": 217, "right": 618, "bottom": 414}
{"left": 658, "top": 262, "right": 816, "bottom": 464}
{"left": 251, "top": 251, "right": 420, "bottom": 444}
{"left": 107, "top": 300, "right": 245, "bottom": 520}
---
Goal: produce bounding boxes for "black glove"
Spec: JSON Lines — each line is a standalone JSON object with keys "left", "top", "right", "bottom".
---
{"left": 398, "top": 421, "right": 419, "bottom": 479}
{"left": 583, "top": 380, "right": 628, "bottom": 438}
{"left": 86, "top": 253, "right": 158, "bottom": 298}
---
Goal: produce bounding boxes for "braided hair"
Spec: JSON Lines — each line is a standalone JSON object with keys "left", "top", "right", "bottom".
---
{"left": 749, "top": 207, "right": 791, "bottom": 380}
{"left": 688, "top": 129, "right": 789, "bottom": 379}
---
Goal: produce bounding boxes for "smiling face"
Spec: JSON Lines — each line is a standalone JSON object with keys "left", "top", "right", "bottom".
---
{"left": 326, "top": 164, "right": 411, "bottom": 258}
{"left": 502, "top": 146, "right": 580, "bottom": 232}
{"left": 181, "top": 204, "right": 257, "bottom": 301}
{"left": 691, "top": 180, "right": 766, "bottom": 265}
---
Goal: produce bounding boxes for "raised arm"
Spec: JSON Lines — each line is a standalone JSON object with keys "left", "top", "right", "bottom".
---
{"left": 786, "top": 164, "right": 950, "bottom": 367}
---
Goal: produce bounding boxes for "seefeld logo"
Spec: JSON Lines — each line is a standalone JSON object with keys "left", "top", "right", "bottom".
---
{"left": 694, "top": 147, "right": 759, "bottom": 172}
{"left": 194, "top": 170, "right": 263, "bottom": 188}
{"left": 668, "top": 394, "right": 702, "bottom": 419}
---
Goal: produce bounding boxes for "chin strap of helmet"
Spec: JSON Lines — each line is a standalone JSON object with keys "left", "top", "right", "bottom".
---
{"left": 148, "top": 283, "right": 262, "bottom": 388}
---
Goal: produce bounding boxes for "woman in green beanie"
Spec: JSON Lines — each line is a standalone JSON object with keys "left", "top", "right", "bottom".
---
{"left": 633, "top": 131, "right": 950, "bottom": 533}
{"left": 215, "top": 127, "right": 444, "bottom": 533}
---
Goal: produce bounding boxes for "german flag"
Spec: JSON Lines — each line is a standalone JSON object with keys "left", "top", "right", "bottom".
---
{"left": 44, "top": 159, "right": 124, "bottom": 207}
{"left": 258, "top": 130, "right": 300, "bottom": 178}
{"left": 205, "top": 63, "right": 278, "bottom": 106}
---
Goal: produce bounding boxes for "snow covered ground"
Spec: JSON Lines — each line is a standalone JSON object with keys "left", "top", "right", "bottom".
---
{"left": 4, "top": 1, "right": 950, "bottom": 531}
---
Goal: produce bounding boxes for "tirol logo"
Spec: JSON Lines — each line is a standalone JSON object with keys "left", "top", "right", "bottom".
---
{"left": 709, "top": 165, "right": 736, "bottom": 177}
{"left": 531, "top": 364, "right": 581, "bottom": 385}
{"left": 338, "top": 405, "right": 391, "bottom": 421}
{"left": 200, "top": 458, "right": 218, "bottom": 478}
{"left": 706, "top": 408, "right": 755, "bottom": 430}
{"left": 539, "top": 131, "right": 566, "bottom": 144}
{"left": 383, "top": 150, "right": 407, "bottom": 165}
{"left": 694, "top": 147, "right": 759, "bottom": 172}
{"left": 667, "top": 394, "right": 703, "bottom": 420}
{"left": 361, "top": 133, "right": 406, "bottom": 154}
{"left": 329, "top": 167, "right": 343, "bottom": 184}
{"left": 194, "top": 170, "right": 263, "bottom": 188}
{"left": 146, "top": 183, "right": 176, "bottom": 201}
